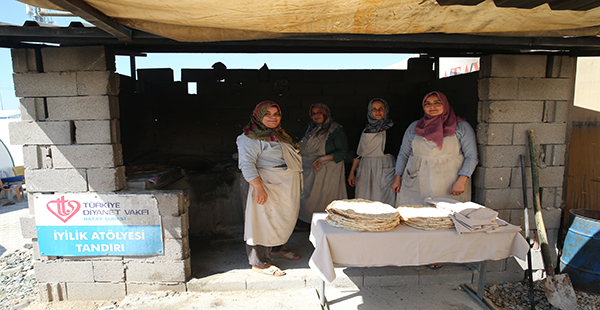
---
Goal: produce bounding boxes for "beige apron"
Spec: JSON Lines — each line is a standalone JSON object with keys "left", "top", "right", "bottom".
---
{"left": 355, "top": 131, "right": 396, "bottom": 206}
{"left": 298, "top": 132, "right": 347, "bottom": 223}
{"left": 244, "top": 142, "right": 302, "bottom": 246}
{"left": 396, "top": 135, "right": 471, "bottom": 206}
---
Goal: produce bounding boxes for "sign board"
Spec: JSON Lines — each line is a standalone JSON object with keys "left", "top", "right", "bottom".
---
{"left": 34, "top": 193, "right": 163, "bottom": 256}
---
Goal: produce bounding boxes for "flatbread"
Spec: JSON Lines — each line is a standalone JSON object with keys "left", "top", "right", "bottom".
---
{"left": 325, "top": 198, "right": 401, "bottom": 232}
{"left": 398, "top": 205, "right": 454, "bottom": 231}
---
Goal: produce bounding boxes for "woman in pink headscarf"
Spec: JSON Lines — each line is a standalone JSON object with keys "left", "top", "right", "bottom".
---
{"left": 391, "top": 91, "right": 478, "bottom": 207}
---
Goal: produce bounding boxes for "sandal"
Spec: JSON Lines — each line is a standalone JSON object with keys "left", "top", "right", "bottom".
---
{"left": 252, "top": 264, "right": 285, "bottom": 276}
{"left": 271, "top": 250, "right": 300, "bottom": 260}
{"left": 429, "top": 264, "right": 443, "bottom": 269}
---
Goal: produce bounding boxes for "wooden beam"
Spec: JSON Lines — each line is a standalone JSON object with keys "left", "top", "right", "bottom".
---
{"left": 46, "top": 0, "right": 131, "bottom": 41}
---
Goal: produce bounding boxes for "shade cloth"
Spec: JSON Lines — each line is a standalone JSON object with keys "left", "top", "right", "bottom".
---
{"left": 18, "top": 0, "right": 600, "bottom": 42}
{"left": 309, "top": 213, "right": 529, "bottom": 283}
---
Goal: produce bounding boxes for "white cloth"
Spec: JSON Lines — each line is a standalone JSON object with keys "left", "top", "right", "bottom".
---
{"left": 355, "top": 131, "right": 396, "bottom": 206}
{"left": 298, "top": 130, "right": 347, "bottom": 223}
{"left": 397, "top": 135, "right": 470, "bottom": 206}
{"left": 244, "top": 142, "right": 302, "bottom": 246}
{"left": 309, "top": 213, "right": 529, "bottom": 283}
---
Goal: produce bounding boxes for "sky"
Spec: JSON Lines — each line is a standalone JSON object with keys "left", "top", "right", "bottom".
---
{"left": 0, "top": 0, "right": 412, "bottom": 111}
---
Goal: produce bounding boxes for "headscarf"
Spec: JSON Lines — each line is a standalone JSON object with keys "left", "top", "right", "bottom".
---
{"left": 365, "top": 98, "right": 394, "bottom": 133}
{"left": 415, "top": 91, "right": 465, "bottom": 149}
{"left": 301, "top": 103, "right": 340, "bottom": 149}
{"left": 243, "top": 101, "right": 297, "bottom": 147}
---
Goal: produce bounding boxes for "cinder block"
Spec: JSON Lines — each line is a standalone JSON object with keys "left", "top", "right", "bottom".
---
{"left": 479, "top": 54, "right": 547, "bottom": 78}
{"left": 125, "top": 259, "right": 188, "bottom": 282}
{"left": 11, "top": 48, "right": 38, "bottom": 73}
{"left": 38, "top": 282, "right": 67, "bottom": 302}
{"left": 472, "top": 167, "right": 511, "bottom": 189}
{"left": 154, "top": 191, "right": 187, "bottom": 217}
{"left": 478, "top": 78, "right": 518, "bottom": 100}
{"left": 162, "top": 212, "right": 189, "bottom": 239}
{"left": 76, "top": 71, "right": 119, "bottom": 96}
{"left": 20, "top": 97, "right": 46, "bottom": 121}
{"left": 41, "top": 46, "right": 114, "bottom": 72}
{"left": 87, "top": 166, "right": 126, "bottom": 192}
{"left": 34, "top": 261, "right": 94, "bottom": 283}
{"left": 478, "top": 145, "right": 529, "bottom": 168}
{"left": 518, "top": 78, "right": 574, "bottom": 101}
{"left": 74, "top": 119, "right": 120, "bottom": 144}
{"left": 478, "top": 100, "right": 544, "bottom": 123}
{"left": 419, "top": 264, "right": 473, "bottom": 285}
{"left": 13, "top": 72, "right": 78, "bottom": 97}
{"left": 20, "top": 216, "right": 37, "bottom": 239}
{"left": 23, "top": 145, "right": 41, "bottom": 169}
{"left": 511, "top": 166, "right": 565, "bottom": 188}
{"left": 543, "top": 100, "right": 571, "bottom": 123}
{"left": 547, "top": 55, "right": 576, "bottom": 78}
{"left": 511, "top": 207, "right": 562, "bottom": 230}
{"left": 476, "top": 123, "right": 513, "bottom": 145}
{"left": 541, "top": 187, "right": 563, "bottom": 208}
{"left": 66, "top": 282, "right": 126, "bottom": 301}
{"left": 47, "top": 95, "right": 119, "bottom": 120}
{"left": 26, "top": 168, "right": 87, "bottom": 192}
{"left": 51, "top": 144, "right": 123, "bottom": 168}
{"left": 473, "top": 187, "right": 527, "bottom": 209}
{"left": 155, "top": 236, "right": 190, "bottom": 261}
{"left": 92, "top": 260, "right": 125, "bottom": 282}
{"left": 126, "top": 282, "right": 187, "bottom": 294}
{"left": 543, "top": 144, "right": 566, "bottom": 166}
{"left": 9, "top": 121, "right": 73, "bottom": 145}
{"left": 513, "top": 123, "right": 567, "bottom": 145}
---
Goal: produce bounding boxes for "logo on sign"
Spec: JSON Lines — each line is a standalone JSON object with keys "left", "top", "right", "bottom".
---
{"left": 47, "top": 196, "right": 81, "bottom": 223}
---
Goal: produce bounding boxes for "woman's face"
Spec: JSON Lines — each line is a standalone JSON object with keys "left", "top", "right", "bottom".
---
{"left": 310, "top": 107, "right": 326, "bottom": 124}
{"left": 423, "top": 94, "right": 444, "bottom": 117}
{"left": 262, "top": 106, "right": 281, "bottom": 129}
{"left": 371, "top": 101, "right": 386, "bottom": 120}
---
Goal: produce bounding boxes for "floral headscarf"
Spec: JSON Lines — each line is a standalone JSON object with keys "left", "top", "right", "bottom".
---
{"left": 415, "top": 91, "right": 465, "bottom": 149}
{"left": 365, "top": 98, "right": 394, "bottom": 133}
{"left": 243, "top": 101, "right": 297, "bottom": 147}
{"left": 300, "top": 103, "right": 340, "bottom": 149}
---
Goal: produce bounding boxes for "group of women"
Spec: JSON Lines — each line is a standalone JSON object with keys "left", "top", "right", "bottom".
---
{"left": 236, "top": 91, "right": 478, "bottom": 276}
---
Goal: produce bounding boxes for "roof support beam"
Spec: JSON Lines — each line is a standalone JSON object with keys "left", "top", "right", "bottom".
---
{"left": 46, "top": 0, "right": 131, "bottom": 41}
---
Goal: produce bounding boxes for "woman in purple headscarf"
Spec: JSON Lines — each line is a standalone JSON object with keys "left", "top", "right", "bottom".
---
{"left": 392, "top": 91, "right": 478, "bottom": 206}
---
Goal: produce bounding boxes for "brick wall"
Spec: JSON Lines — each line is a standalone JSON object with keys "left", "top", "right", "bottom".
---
{"left": 11, "top": 46, "right": 191, "bottom": 300}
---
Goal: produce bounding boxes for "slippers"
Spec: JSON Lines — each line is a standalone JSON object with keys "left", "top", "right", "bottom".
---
{"left": 252, "top": 265, "right": 285, "bottom": 276}
{"left": 271, "top": 250, "right": 300, "bottom": 260}
{"left": 429, "top": 264, "right": 443, "bottom": 269}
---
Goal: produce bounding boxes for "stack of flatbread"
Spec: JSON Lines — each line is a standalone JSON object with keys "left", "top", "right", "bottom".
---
{"left": 397, "top": 205, "right": 455, "bottom": 230}
{"left": 325, "top": 198, "right": 401, "bottom": 232}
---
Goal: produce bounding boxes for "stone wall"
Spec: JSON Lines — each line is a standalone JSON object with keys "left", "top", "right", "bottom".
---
{"left": 11, "top": 46, "right": 191, "bottom": 300}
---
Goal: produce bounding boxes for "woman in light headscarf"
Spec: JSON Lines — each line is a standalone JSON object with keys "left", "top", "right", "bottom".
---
{"left": 347, "top": 98, "right": 401, "bottom": 206}
{"left": 236, "top": 101, "right": 302, "bottom": 276}
{"left": 392, "top": 91, "right": 478, "bottom": 206}
{"left": 296, "top": 103, "right": 348, "bottom": 231}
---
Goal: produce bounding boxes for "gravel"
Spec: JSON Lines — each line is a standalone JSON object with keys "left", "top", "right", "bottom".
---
{"left": 2, "top": 245, "right": 599, "bottom": 310}
{"left": 0, "top": 245, "right": 37, "bottom": 310}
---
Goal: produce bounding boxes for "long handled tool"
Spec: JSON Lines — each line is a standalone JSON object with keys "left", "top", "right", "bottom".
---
{"left": 520, "top": 154, "right": 535, "bottom": 310}
{"left": 527, "top": 129, "right": 578, "bottom": 310}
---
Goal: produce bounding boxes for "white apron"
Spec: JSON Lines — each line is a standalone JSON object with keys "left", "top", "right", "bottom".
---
{"left": 244, "top": 142, "right": 302, "bottom": 246}
{"left": 355, "top": 131, "right": 396, "bottom": 206}
{"left": 298, "top": 132, "right": 347, "bottom": 223}
{"left": 396, "top": 135, "right": 471, "bottom": 206}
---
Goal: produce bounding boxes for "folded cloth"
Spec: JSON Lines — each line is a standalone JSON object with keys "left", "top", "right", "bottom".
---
{"left": 424, "top": 198, "right": 505, "bottom": 234}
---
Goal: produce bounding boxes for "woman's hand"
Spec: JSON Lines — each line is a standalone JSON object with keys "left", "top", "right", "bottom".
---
{"left": 347, "top": 172, "right": 356, "bottom": 187}
{"left": 348, "top": 158, "right": 360, "bottom": 187}
{"left": 391, "top": 175, "right": 402, "bottom": 193}
{"left": 451, "top": 175, "right": 469, "bottom": 196}
{"left": 248, "top": 177, "right": 268, "bottom": 205}
{"left": 312, "top": 155, "right": 333, "bottom": 171}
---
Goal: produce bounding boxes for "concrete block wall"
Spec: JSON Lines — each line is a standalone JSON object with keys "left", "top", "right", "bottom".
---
{"left": 11, "top": 46, "right": 191, "bottom": 300}
{"left": 475, "top": 55, "right": 576, "bottom": 270}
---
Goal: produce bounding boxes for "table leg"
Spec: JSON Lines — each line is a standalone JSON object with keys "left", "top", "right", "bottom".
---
{"left": 477, "top": 261, "right": 487, "bottom": 299}
{"left": 460, "top": 261, "right": 494, "bottom": 310}
{"left": 319, "top": 279, "right": 327, "bottom": 308}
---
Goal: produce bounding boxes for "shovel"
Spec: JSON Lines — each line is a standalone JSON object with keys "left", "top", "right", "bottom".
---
{"left": 527, "top": 129, "right": 578, "bottom": 310}
{"left": 520, "top": 154, "right": 535, "bottom": 310}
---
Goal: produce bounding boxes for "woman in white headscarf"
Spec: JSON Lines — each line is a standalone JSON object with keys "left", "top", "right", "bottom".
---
{"left": 296, "top": 103, "right": 348, "bottom": 231}
{"left": 347, "top": 98, "right": 401, "bottom": 206}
